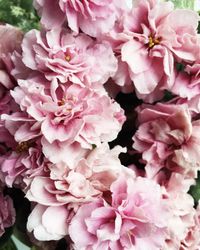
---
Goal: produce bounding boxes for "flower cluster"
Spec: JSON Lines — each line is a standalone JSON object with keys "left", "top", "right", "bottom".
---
{"left": 0, "top": 0, "right": 200, "bottom": 249}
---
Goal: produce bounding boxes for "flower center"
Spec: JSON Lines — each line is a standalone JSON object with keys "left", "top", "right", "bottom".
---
{"left": 65, "top": 55, "right": 71, "bottom": 62}
{"left": 148, "top": 35, "right": 160, "bottom": 49}
{"left": 16, "top": 141, "right": 31, "bottom": 153}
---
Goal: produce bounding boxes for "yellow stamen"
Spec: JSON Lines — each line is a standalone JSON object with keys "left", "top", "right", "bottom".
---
{"left": 65, "top": 55, "right": 71, "bottom": 62}
{"left": 148, "top": 35, "right": 160, "bottom": 49}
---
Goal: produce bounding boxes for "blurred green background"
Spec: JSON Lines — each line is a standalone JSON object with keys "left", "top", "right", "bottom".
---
{"left": 0, "top": 0, "right": 39, "bottom": 31}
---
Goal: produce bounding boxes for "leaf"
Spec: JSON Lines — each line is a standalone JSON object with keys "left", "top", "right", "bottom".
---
{"left": 189, "top": 172, "right": 200, "bottom": 206}
{"left": 0, "top": 238, "right": 17, "bottom": 250}
{"left": 0, "top": 228, "right": 13, "bottom": 248}
{"left": 170, "top": 0, "right": 195, "bottom": 10}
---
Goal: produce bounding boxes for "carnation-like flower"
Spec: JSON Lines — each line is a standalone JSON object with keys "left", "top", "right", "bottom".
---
{"left": 16, "top": 28, "right": 117, "bottom": 88}
{"left": 9, "top": 76, "right": 125, "bottom": 164}
{"left": 133, "top": 102, "right": 200, "bottom": 179}
{"left": 33, "top": 0, "right": 128, "bottom": 37}
{"left": 108, "top": 0, "right": 200, "bottom": 101}
{"left": 69, "top": 176, "right": 169, "bottom": 250}
{"left": 25, "top": 143, "right": 132, "bottom": 206}
{"left": 0, "top": 141, "right": 46, "bottom": 188}
{"left": 0, "top": 193, "right": 16, "bottom": 237}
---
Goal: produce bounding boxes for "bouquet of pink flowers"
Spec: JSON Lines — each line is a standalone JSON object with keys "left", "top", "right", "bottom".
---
{"left": 0, "top": 0, "right": 200, "bottom": 249}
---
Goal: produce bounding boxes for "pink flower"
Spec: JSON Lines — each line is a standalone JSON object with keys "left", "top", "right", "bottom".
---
{"left": 16, "top": 28, "right": 117, "bottom": 88}
{"left": 25, "top": 143, "right": 132, "bottom": 206}
{"left": 69, "top": 176, "right": 169, "bottom": 250}
{"left": 0, "top": 193, "right": 15, "bottom": 236}
{"left": 33, "top": 0, "right": 128, "bottom": 37}
{"left": 107, "top": 0, "right": 200, "bottom": 101}
{"left": 27, "top": 204, "right": 69, "bottom": 241}
{"left": 180, "top": 203, "right": 200, "bottom": 250}
{"left": 161, "top": 174, "right": 196, "bottom": 249}
{"left": 172, "top": 60, "right": 200, "bottom": 100}
{"left": 10, "top": 76, "right": 125, "bottom": 163}
{"left": 0, "top": 24, "right": 23, "bottom": 149}
{"left": 133, "top": 102, "right": 200, "bottom": 179}
{"left": 0, "top": 141, "right": 46, "bottom": 188}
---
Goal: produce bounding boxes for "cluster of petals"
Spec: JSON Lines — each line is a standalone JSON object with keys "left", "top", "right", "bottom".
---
{"left": 27, "top": 204, "right": 69, "bottom": 241}
{"left": 6, "top": 76, "right": 125, "bottom": 164}
{"left": 0, "top": 24, "right": 23, "bottom": 151}
{"left": 69, "top": 175, "right": 170, "bottom": 250}
{"left": 33, "top": 0, "right": 128, "bottom": 37}
{"left": 0, "top": 141, "right": 46, "bottom": 188}
{"left": 172, "top": 59, "right": 200, "bottom": 100}
{"left": 25, "top": 143, "right": 131, "bottom": 207}
{"left": 14, "top": 28, "right": 117, "bottom": 89}
{"left": 180, "top": 202, "right": 200, "bottom": 250}
{"left": 105, "top": 0, "right": 200, "bottom": 101}
{"left": 0, "top": 192, "right": 16, "bottom": 237}
{"left": 161, "top": 173, "right": 196, "bottom": 249}
{"left": 24, "top": 144, "right": 135, "bottom": 242}
{"left": 133, "top": 102, "right": 200, "bottom": 180}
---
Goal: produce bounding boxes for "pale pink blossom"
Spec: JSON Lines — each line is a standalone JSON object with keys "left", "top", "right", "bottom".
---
{"left": 27, "top": 204, "right": 69, "bottom": 241}
{"left": 69, "top": 176, "right": 169, "bottom": 250}
{"left": 9, "top": 76, "right": 125, "bottom": 164}
{"left": 172, "top": 60, "right": 200, "bottom": 100}
{"left": 133, "top": 102, "right": 200, "bottom": 179}
{"left": 162, "top": 174, "right": 196, "bottom": 249}
{"left": 16, "top": 28, "right": 117, "bottom": 88}
{"left": 0, "top": 142, "right": 46, "bottom": 188}
{"left": 180, "top": 202, "right": 200, "bottom": 250}
{"left": 33, "top": 0, "right": 128, "bottom": 37}
{"left": 25, "top": 143, "right": 132, "bottom": 206}
{"left": 107, "top": 0, "right": 200, "bottom": 101}
{"left": 0, "top": 193, "right": 16, "bottom": 236}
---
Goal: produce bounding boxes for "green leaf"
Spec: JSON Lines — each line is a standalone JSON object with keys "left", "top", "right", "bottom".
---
{"left": 0, "top": 228, "right": 13, "bottom": 249}
{"left": 0, "top": 0, "right": 39, "bottom": 31}
{"left": 189, "top": 172, "right": 200, "bottom": 206}
{"left": 170, "top": 0, "right": 195, "bottom": 10}
{"left": 0, "top": 238, "right": 17, "bottom": 250}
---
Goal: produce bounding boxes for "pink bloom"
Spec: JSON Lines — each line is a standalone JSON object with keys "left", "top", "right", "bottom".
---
{"left": 10, "top": 76, "right": 125, "bottom": 162}
{"left": 33, "top": 0, "right": 128, "bottom": 37}
{"left": 133, "top": 102, "right": 200, "bottom": 179}
{"left": 0, "top": 141, "right": 46, "bottom": 188}
{"left": 108, "top": 0, "right": 200, "bottom": 101}
{"left": 172, "top": 60, "right": 200, "bottom": 100}
{"left": 0, "top": 24, "right": 23, "bottom": 148}
{"left": 0, "top": 193, "right": 15, "bottom": 236}
{"left": 25, "top": 143, "right": 132, "bottom": 206}
{"left": 17, "top": 28, "right": 117, "bottom": 88}
{"left": 180, "top": 203, "right": 200, "bottom": 250}
{"left": 69, "top": 176, "right": 169, "bottom": 250}
{"left": 161, "top": 174, "right": 196, "bottom": 249}
{"left": 27, "top": 204, "right": 69, "bottom": 241}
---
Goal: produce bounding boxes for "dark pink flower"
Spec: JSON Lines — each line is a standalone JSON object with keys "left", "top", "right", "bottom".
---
{"left": 0, "top": 193, "right": 15, "bottom": 236}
